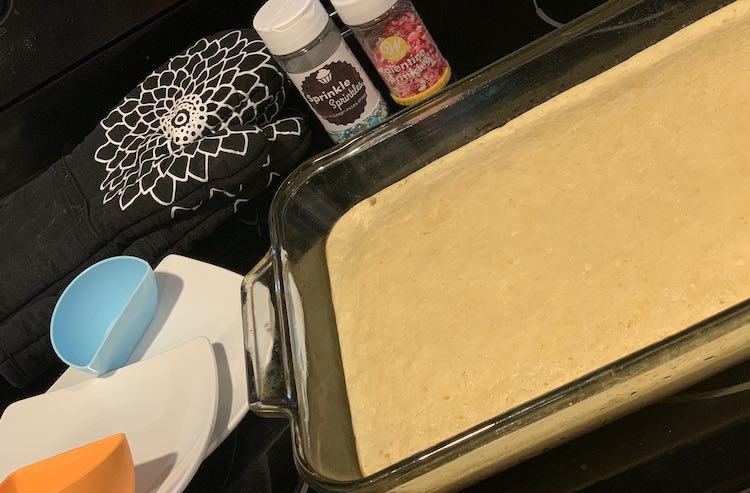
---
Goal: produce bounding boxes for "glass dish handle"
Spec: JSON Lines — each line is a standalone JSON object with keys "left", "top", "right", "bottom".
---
{"left": 241, "top": 251, "right": 290, "bottom": 417}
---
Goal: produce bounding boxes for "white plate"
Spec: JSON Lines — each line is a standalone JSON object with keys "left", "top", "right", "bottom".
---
{"left": 50, "top": 254, "right": 249, "bottom": 455}
{"left": 0, "top": 337, "right": 218, "bottom": 493}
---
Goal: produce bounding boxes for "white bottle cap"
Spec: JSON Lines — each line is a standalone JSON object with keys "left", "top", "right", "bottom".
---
{"left": 253, "top": 0, "right": 331, "bottom": 56}
{"left": 330, "top": 0, "right": 398, "bottom": 27}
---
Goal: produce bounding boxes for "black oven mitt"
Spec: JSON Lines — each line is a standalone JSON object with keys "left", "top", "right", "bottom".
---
{"left": 0, "top": 30, "right": 310, "bottom": 388}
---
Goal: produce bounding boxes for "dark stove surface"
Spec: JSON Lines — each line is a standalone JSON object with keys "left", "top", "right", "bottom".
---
{"left": 2, "top": 1, "right": 750, "bottom": 492}
{"left": 0, "top": 0, "right": 183, "bottom": 108}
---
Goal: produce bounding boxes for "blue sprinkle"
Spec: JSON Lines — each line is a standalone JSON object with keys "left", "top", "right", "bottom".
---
{"left": 328, "top": 99, "right": 390, "bottom": 143}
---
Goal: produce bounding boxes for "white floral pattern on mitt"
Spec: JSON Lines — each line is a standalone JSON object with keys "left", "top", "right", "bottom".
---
{"left": 0, "top": 28, "right": 310, "bottom": 388}
{"left": 94, "top": 30, "right": 287, "bottom": 211}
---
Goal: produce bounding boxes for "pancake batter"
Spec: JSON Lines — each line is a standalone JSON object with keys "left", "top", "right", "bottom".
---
{"left": 326, "top": 0, "right": 750, "bottom": 475}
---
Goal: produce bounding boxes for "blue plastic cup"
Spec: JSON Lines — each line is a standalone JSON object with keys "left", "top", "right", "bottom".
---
{"left": 51, "top": 256, "right": 158, "bottom": 375}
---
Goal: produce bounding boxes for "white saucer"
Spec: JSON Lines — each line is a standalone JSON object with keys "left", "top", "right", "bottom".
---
{"left": 0, "top": 337, "right": 218, "bottom": 493}
{"left": 50, "top": 254, "right": 249, "bottom": 455}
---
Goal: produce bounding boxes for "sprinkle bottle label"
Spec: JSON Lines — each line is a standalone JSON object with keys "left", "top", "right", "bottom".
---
{"left": 348, "top": 0, "right": 451, "bottom": 106}
{"left": 289, "top": 40, "right": 383, "bottom": 133}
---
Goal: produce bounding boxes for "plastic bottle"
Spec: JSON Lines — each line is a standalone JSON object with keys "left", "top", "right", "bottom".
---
{"left": 254, "top": 0, "right": 389, "bottom": 143}
{"left": 330, "top": 0, "right": 451, "bottom": 106}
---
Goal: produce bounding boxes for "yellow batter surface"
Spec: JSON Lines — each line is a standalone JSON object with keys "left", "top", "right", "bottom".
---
{"left": 326, "top": 0, "right": 750, "bottom": 475}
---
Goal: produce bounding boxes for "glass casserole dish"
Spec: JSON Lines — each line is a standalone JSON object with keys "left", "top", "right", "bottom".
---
{"left": 241, "top": 0, "right": 750, "bottom": 491}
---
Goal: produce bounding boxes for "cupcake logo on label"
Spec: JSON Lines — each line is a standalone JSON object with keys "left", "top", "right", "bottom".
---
{"left": 316, "top": 68, "right": 333, "bottom": 84}
{"left": 301, "top": 61, "right": 368, "bottom": 126}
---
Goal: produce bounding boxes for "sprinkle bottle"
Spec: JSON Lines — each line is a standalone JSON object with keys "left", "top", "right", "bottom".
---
{"left": 331, "top": 0, "right": 451, "bottom": 106}
{"left": 254, "top": 0, "right": 389, "bottom": 143}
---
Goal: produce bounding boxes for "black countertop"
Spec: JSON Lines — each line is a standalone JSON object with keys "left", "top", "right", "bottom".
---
{"left": 2, "top": 1, "right": 750, "bottom": 492}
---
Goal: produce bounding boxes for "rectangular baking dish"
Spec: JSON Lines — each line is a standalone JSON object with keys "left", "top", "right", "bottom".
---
{"left": 240, "top": 0, "right": 750, "bottom": 491}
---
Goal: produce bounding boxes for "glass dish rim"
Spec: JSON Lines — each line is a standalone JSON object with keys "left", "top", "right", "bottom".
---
{"left": 262, "top": 0, "right": 743, "bottom": 490}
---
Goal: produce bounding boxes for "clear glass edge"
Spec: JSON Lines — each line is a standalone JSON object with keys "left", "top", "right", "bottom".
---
{"left": 259, "top": 0, "right": 740, "bottom": 490}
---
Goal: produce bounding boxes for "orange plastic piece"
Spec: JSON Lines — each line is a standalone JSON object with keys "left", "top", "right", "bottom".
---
{"left": 0, "top": 433, "right": 135, "bottom": 493}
